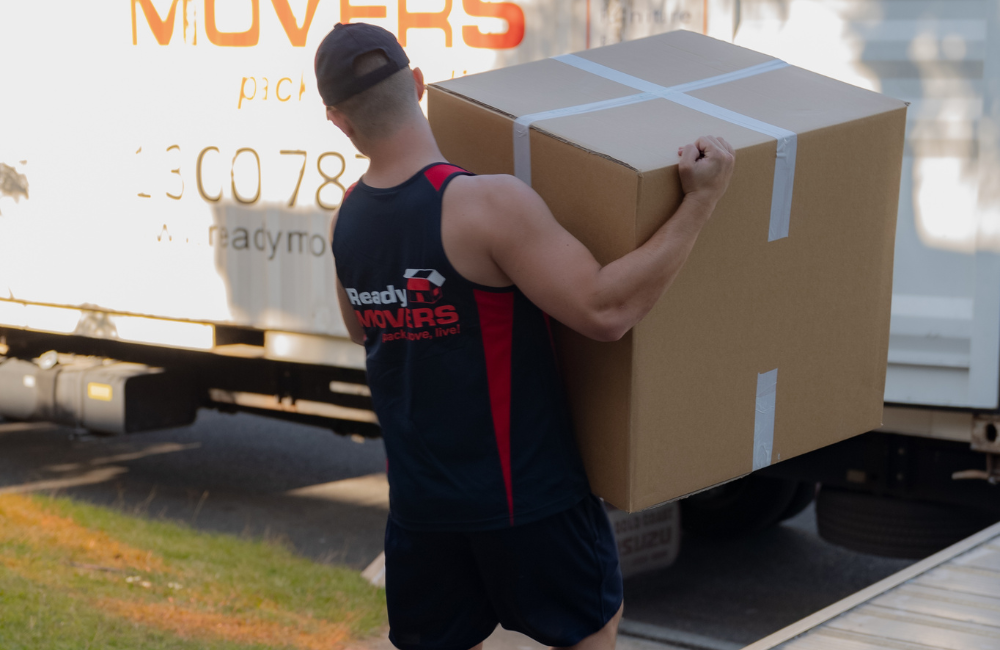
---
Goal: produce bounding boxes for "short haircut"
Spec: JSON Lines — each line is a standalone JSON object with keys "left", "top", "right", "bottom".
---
{"left": 333, "top": 51, "right": 417, "bottom": 141}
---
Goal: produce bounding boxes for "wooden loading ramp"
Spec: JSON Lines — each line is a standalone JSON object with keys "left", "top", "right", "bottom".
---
{"left": 742, "top": 520, "right": 1000, "bottom": 650}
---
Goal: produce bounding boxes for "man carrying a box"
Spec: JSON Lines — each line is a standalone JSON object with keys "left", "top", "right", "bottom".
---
{"left": 317, "top": 23, "right": 734, "bottom": 650}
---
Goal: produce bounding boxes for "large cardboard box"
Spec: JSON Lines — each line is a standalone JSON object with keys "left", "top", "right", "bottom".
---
{"left": 428, "top": 31, "right": 906, "bottom": 512}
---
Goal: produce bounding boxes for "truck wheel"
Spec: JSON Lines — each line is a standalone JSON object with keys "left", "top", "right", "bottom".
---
{"left": 778, "top": 481, "right": 817, "bottom": 522}
{"left": 816, "top": 487, "right": 998, "bottom": 559}
{"left": 680, "top": 475, "right": 802, "bottom": 536}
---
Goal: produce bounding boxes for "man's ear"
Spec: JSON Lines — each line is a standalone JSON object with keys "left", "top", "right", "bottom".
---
{"left": 326, "top": 106, "right": 355, "bottom": 139}
{"left": 413, "top": 67, "right": 425, "bottom": 102}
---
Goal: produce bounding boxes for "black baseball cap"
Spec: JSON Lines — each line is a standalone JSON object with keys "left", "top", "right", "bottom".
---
{"left": 315, "top": 22, "right": 410, "bottom": 106}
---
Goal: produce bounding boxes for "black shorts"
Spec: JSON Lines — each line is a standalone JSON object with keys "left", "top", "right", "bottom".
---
{"left": 384, "top": 494, "right": 623, "bottom": 650}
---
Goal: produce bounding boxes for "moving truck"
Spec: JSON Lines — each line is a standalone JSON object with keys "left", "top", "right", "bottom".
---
{"left": 0, "top": 0, "right": 997, "bottom": 558}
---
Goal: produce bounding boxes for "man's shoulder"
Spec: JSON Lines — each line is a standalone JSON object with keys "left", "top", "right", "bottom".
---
{"left": 446, "top": 173, "right": 536, "bottom": 215}
{"left": 449, "top": 171, "right": 523, "bottom": 191}
{"left": 440, "top": 173, "right": 540, "bottom": 257}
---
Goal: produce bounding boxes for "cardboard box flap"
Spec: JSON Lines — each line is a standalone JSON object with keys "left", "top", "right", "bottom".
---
{"left": 511, "top": 98, "right": 778, "bottom": 176}
{"left": 686, "top": 66, "right": 906, "bottom": 140}
{"left": 437, "top": 58, "right": 642, "bottom": 121}
{"left": 566, "top": 29, "right": 778, "bottom": 88}
{"left": 434, "top": 31, "right": 907, "bottom": 176}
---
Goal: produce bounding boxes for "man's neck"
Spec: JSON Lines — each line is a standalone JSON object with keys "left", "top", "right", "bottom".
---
{"left": 361, "top": 117, "right": 447, "bottom": 188}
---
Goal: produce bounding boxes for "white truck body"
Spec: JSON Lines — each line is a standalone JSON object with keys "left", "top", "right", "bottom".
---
{"left": 0, "top": 0, "right": 996, "bottom": 413}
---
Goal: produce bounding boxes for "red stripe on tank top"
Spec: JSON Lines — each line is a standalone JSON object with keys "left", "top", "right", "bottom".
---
{"left": 473, "top": 289, "right": 516, "bottom": 526}
{"left": 424, "top": 164, "right": 466, "bottom": 191}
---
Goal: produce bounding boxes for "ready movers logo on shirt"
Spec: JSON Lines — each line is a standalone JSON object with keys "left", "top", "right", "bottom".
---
{"left": 346, "top": 269, "right": 460, "bottom": 342}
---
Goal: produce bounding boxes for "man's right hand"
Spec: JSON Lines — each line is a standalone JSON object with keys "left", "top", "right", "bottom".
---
{"left": 677, "top": 136, "right": 736, "bottom": 211}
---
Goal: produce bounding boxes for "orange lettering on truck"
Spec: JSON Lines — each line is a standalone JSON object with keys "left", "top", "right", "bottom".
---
{"left": 133, "top": 0, "right": 525, "bottom": 49}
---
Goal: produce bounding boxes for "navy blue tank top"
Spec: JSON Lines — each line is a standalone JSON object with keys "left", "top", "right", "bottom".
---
{"left": 333, "top": 162, "right": 590, "bottom": 531}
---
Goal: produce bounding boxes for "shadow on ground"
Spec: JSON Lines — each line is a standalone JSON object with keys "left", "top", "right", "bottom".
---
{"left": 0, "top": 411, "right": 389, "bottom": 570}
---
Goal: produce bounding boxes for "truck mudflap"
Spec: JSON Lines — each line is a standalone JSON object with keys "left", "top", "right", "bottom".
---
{"left": 742, "top": 520, "right": 1000, "bottom": 650}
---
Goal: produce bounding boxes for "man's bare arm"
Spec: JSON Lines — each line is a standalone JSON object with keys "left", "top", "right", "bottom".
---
{"left": 337, "top": 277, "right": 366, "bottom": 345}
{"left": 329, "top": 210, "right": 366, "bottom": 346}
{"left": 482, "top": 136, "right": 735, "bottom": 342}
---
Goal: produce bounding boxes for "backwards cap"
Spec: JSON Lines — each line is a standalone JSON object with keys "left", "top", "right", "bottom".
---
{"left": 314, "top": 23, "right": 410, "bottom": 106}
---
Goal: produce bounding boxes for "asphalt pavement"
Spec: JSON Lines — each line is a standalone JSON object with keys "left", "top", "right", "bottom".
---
{"left": 0, "top": 411, "right": 389, "bottom": 568}
{"left": 0, "top": 410, "right": 916, "bottom": 647}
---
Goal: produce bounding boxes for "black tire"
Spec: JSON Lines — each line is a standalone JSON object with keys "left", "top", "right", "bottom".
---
{"left": 816, "top": 487, "right": 999, "bottom": 559}
{"left": 777, "top": 481, "right": 817, "bottom": 523}
{"left": 680, "top": 475, "right": 801, "bottom": 536}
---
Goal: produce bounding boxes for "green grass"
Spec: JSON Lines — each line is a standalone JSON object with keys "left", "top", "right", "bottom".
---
{"left": 0, "top": 571, "right": 270, "bottom": 650}
{"left": 0, "top": 493, "right": 386, "bottom": 649}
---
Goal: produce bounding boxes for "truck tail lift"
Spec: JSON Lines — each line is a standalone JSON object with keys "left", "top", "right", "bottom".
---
{"left": 744, "top": 519, "right": 1000, "bottom": 650}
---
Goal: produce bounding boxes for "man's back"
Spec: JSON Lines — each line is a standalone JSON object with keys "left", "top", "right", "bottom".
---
{"left": 333, "top": 163, "right": 590, "bottom": 532}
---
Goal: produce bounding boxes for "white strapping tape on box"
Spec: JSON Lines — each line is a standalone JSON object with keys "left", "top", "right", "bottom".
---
{"left": 512, "top": 55, "right": 797, "bottom": 242}
{"left": 754, "top": 368, "right": 778, "bottom": 471}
